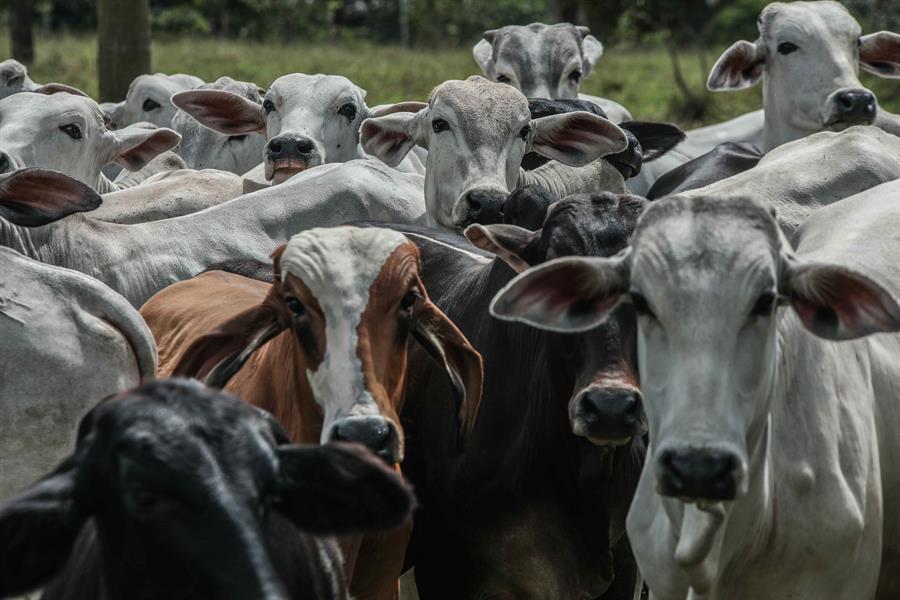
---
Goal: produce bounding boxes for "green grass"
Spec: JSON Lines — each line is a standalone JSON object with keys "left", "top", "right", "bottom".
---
{"left": 10, "top": 33, "right": 900, "bottom": 128}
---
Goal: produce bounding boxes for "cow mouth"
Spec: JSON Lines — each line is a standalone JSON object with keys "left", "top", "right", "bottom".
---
{"left": 822, "top": 115, "right": 875, "bottom": 131}
{"left": 266, "top": 159, "right": 309, "bottom": 184}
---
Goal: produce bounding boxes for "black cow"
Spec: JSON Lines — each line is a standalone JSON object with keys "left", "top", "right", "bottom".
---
{"left": 646, "top": 141, "right": 762, "bottom": 199}
{"left": 0, "top": 379, "right": 414, "bottom": 600}
{"left": 399, "top": 193, "right": 648, "bottom": 599}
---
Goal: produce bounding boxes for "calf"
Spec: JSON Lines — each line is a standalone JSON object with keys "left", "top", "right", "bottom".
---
{"left": 398, "top": 193, "right": 647, "bottom": 599}
{"left": 103, "top": 72, "right": 204, "bottom": 129}
{"left": 493, "top": 189, "right": 900, "bottom": 598}
{"left": 0, "top": 379, "right": 415, "bottom": 600}
{"left": 140, "top": 226, "right": 482, "bottom": 600}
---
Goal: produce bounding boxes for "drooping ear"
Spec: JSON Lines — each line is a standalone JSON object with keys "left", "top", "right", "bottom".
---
{"left": 171, "top": 89, "right": 267, "bottom": 135}
{"left": 109, "top": 124, "right": 182, "bottom": 171}
{"left": 32, "top": 83, "right": 90, "bottom": 97}
{"left": 464, "top": 223, "right": 537, "bottom": 273}
{"left": 619, "top": 121, "right": 686, "bottom": 162}
{"left": 360, "top": 110, "right": 424, "bottom": 167}
{"left": 0, "top": 455, "right": 88, "bottom": 598}
{"left": 530, "top": 111, "right": 628, "bottom": 166}
{"left": 0, "top": 169, "right": 101, "bottom": 226}
{"left": 473, "top": 38, "right": 494, "bottom": 74}
{"left": 490, "top": 253, "right": 631, "bottom": 333}
{"left": 581, "top": 34, "right": 604, "bottom": 77}
{"left": 411, "top": 288, "right": 484, "bottom": 437}
{"left": 275, "top": 442, "right": 415, "bottom": 535}
{"left": 708, "top": 40, "right": 765, "bottom": 91}
{"left": 171, "top": 300, "right": 286, "bottom": 388}
{"left": 859, "top": 31, "right": 900, "bottom": 78}
{"left": 781, "top": 259, "right": 900, "bottom": 340}
{"left": 367, "top": 101, "right": 428, "bottom": 119}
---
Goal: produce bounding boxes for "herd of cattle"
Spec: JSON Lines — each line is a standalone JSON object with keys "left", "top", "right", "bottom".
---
{"left": 1, "top": 1, "right": 899, "bottom": 598}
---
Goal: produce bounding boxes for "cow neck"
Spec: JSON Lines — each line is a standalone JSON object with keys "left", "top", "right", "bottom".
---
{"left": 517, "top": 158, "right": 626, "bottom": 201}
{"left": 0, "top": 217, "right": 40, "bottom": 258}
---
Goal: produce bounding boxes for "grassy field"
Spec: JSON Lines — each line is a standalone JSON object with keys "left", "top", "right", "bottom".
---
{"left": 10, "top": 33, "right": 900, "bottom": 128}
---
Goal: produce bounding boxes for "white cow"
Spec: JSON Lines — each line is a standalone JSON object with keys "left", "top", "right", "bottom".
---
{"left": 172, "top": 72, "right": 429, "bottom": 185}
{"left": 681, "top": 1, "right": 900, "bottom": 157}
{"left": 0, "top": 169, "right": 157, "bottom": 500}
{"left": 472, "top": 22, "right": 632, "bottom": 123}
{"left": 0, "top": 58, "right": 87, "bottom": 100}
{"left": 171, "top": 76, "right": 267, "bottom": 175}
{"left": 489, "top": 183, "right": 900, "bottom": 599}
{"left": 102, "top": 72, "right": 204, "bottom": 129}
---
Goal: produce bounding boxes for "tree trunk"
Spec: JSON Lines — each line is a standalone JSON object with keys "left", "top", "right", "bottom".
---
{"left": 97, "top": 0, "right": 151, "bottom": 102}
{"left": 556, "top": 0, "right": 582, "bottom": 23}
{"left": 11, "top": 0, "right": 35, "bottom": 64}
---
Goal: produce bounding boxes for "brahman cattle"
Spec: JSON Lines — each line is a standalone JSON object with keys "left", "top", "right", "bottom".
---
{"left": 172, "top": 72, "right": 428, "bottom": 184}
{"left": 140, "top": 226, "right": 482, "bottom": 600}
{"left": 102, "top": 72, "right": 204, "bottom": 130}
{"left": 493, "top": 185, "right": 900, "bottom": 599}
{"left": 0, "top": 58, "right": 86, "bottom": 100}
{"left": 0, "top": 379, "right": 416, "bottom": 600}
{"left": 472, "top": 22, "right": 632, "bottom": 123}
{"left": 396, "top": 193, "right": 646, "bottom": 599}
{"left": 0, "top": 169, "right": 157, "bottom": 500}
{"left": 682, "top": 0, "right": 900, "bottom": 157}
{"left": 171, "top": 76, "right": 268, "bottom": 175}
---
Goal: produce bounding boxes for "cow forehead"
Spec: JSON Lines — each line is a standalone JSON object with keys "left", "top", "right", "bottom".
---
{"left": 0, "top": 92, "right": 105, "bottom": 127}
{"left": 760, "top": 1, "right": 860, "bottom": 42}
{"left": 496, "top": 23, "right": 582, "bottom": 58}
{"left": 205, "top": 76, "right": 262, "bottom": 102}
{"left": 430, "top": 77, "right": 529, "bottom": 139}
{"left": 280, "top": 227, "right": 411, "bottom": 310}
{"left": 270, "top": 74, "right": 365, "bottom": 105}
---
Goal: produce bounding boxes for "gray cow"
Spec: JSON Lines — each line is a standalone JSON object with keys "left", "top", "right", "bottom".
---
{"left": 102, "top": 72, "right": 204, "bottom": 130}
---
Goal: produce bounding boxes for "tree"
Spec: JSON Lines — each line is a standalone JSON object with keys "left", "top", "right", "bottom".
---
{"left": 97, "top": 0, "right": 152, "bottom": 102}
{"left": 10, "top": 0, "right": 35, "bottom": 63}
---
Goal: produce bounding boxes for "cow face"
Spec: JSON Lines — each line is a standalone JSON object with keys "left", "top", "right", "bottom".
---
{"left": 361, "top": 76, "right": 627, "bottom": 231}
{"left": 708, "top": 1, "right": 900, "bottom": 150}
{"left": 472, "top": 193, "right": 648, "bottom": 445}
{"left": 472, "top": 23, "right": 605, "bottom": 99}
{"left": 103, "top": 72, "right": 204, "bottom": 130}
{"left": 173, "top": 227, "right": 482, "bottom": 465}
{"left": 0, "top": 59, "right": 37, "bottom": 100}
{"left": 0, "top": 379, "right": 415, "bottom": 599}
{"left": 171, "top": 77, "right": 267, "bottom": 174}
{"left": 493, "top": 195, "right": 900, "bottom": 502}
{"left": 0, "top": 92, "right": 181, "bottom": 190}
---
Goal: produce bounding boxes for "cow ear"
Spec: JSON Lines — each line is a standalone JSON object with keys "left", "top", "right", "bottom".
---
{"left": 490, "top": 254, "right": 631, "bottom": 333}
{"left": 781, "top": 259, "right": 900, "bottom": 340}
{"left": 367, "top": 101, "right": 428, "bottom": 119}
{"left": 0, "top": 456, "right": 88, "bottom": 598}
{"left": 530, "top": 111, "right": 629, "bottom": 166}
{"left": 32, "top": 83, "right": 90, "bottom": 97}
{"left": 100, "top": 101, "right": 125, "bottom": 129}
{"left": 171, "top": 89, "right": 267, "bottom": 135}
{"left": 581, "top": 34, "right": 604, "bottom": 77}
{"left": 110, "top": 125, "right": 182, "bottom": 171}
{"left": 275, "top": 443, "right": 415, "bottom": 535}
{"left": 411, "top": 293, "right": 483, "bottom": 438}
{"left": 171, "top": 301, "right": 286, "bottom": 388}
{"left": 859, "top": 31, "right": 900, "bottom": 78}
{"left": 473, "top": 38, "right": 494, "bottom": 74}
{"left": 465, "top": 223, "right": 537, "bottom": 273}
{"left": 360, "top": 110, "right": 424, "bottom": 167}
{"left": 0, "top": 169, "right": 101, "bottom": 226}
{"left": 708, "top": 40, "right": 765, "bottom": 91}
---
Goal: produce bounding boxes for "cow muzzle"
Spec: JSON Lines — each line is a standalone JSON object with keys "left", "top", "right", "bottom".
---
{"left": 823, "top": 87, "right": 877, "bottom": 129}
{"left": 265, "top": 133, "right": 322, "bottom": 183}
{"left": 453, "top": 187, "right": 507, "bottom": 228}
{"left": 329, "top": 416, "right": 401, "bottom": 464}
{"left": 570, "top": 386, "right": 646, "bottom": 446}
{"left": 656, "top": 445, "right": 745, "bottom": 502}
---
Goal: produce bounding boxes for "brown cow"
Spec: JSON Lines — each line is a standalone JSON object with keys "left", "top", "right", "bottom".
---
{"left": 140, "top": 225, "right": 482, "bottom": 600}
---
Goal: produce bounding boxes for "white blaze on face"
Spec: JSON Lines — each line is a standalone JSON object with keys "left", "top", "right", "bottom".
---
{"left": 279, "top": 227, "right": 408, "bottom": 443}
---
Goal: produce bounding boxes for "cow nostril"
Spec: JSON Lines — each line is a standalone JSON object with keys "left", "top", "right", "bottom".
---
{"left": 268, "top": 141, "right": 282, "bottom": 155}
{"left": 296, "top": 139, "right": 314, "bottom": 154}
{"left": 467, "top": 196, "right": 483, "bottom": 212}
{"left": 331, "top": 418, "right": 395, "bottom": 460}
{"left": 839, "top": 94, "right": 853, "bottom": 109}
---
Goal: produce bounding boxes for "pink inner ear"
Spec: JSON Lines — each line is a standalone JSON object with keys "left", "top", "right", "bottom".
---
{"left": 792, "top": 269, "right": 899, "bottom": 337}
{"left": 860, "top": 32, "right": 900, "bottom": 76}
{"left": 174, "top": 90, "right": 265, "bottom": 134}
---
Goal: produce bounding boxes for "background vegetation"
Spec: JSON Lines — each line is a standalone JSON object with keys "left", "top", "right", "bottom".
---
{"left": 3, "top": 0, "right": 899, "bottom": 127}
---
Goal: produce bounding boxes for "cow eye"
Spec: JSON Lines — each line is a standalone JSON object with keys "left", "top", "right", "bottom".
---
{"left": 432, "top": 119, "right": 450, "bottom": 133}
{"left": 777, "top": 42, "right": 798, "bottom": 55}
{"left": 400, "top": 290, "right": 422, "bottom": 313}
{"left": 263, "top": 99, "right": 275, "bottom": 115}
{"left": 59, "top": 123, "right": 82, "bottom": 140}
{"left": 630, "top": 292, "right": 655, "bottom": 319}
{"left": 519, "top": 125, "right": 531, "bottom": 140}
{"left": 338, "top": 103, "right": 357, "bottom": 121}
{"left": 568, "top": 69, "right": 582, "bottom": 83}
{"left": 286, "top": 298, "right": 306, "bottom": 317}
{"left": 142, "top": 98, "right": 161, "bottom": 112}
{"left": 496, "top": 75, "right": 512, "bottom": 84}
{"left": 750, "top": 291, "right": 777, "bottom": 317}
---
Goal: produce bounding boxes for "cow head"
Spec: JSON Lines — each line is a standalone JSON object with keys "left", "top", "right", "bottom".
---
{"left": 0, "top": 379, "right": 414, "bottom": 599}
{"left": 472, "top": 22, "right": 605, "bottom": 99}
{"left": 708, "top": 1, "right": 900, "bottom": 150}
{"left": 493, "top": 195, "right": 900, "bottom": 502}
{"left": 0, "top": 92, "right": 181, "bottom": 191}
{"left": 171, "top": 76, "right": 267, "bottom": 174}
{"left": 472, "top": 193, "right": 649, "bottom": 445}
{"left": 173, "top": 227, "right": 483, "bottom": 464}
{"left": 172, "top": 73, "right": 425, "bottom": 184}
{"left": 361, "top": 76, "right": 627, "bottom": 231}
{"left": 103, "top": 72, "right": 204, "bottom": 130}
